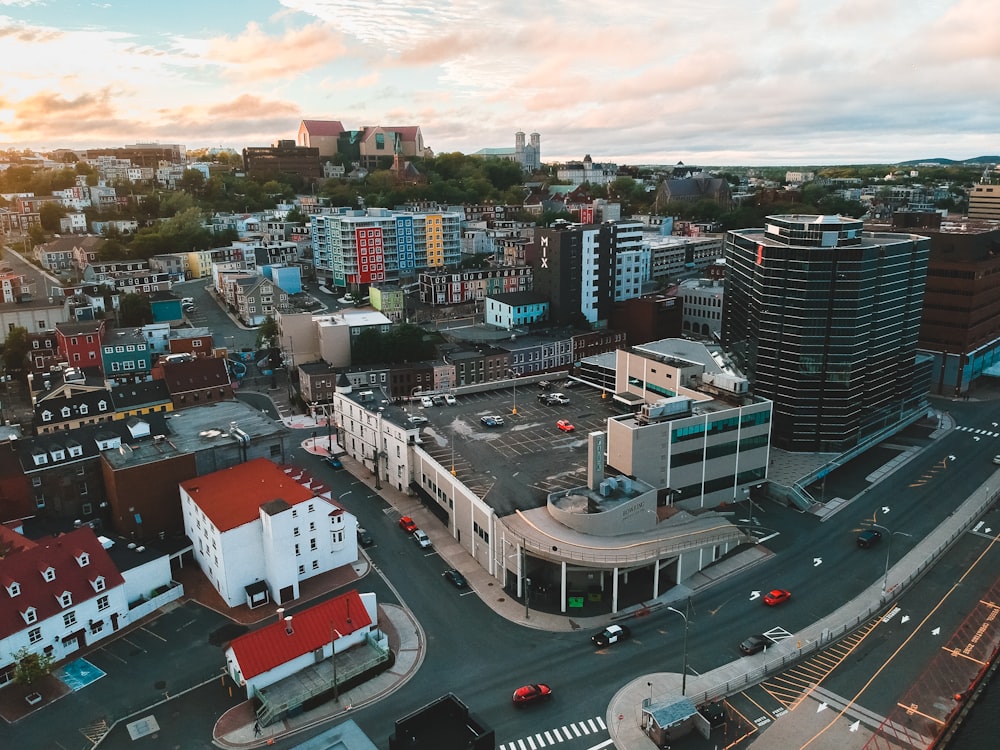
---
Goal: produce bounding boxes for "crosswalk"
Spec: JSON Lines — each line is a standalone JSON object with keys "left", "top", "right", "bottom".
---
{"left": 956, "top": 426, "right": 1000, "bottom": 438}
{"left": 499, "top": 716, "right": 608, "bottom": 750}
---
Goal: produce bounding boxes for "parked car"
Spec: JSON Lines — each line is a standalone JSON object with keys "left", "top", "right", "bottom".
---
{"left": 420, "top": 395, "right": 434, "bottom": 408}
{"left": 857, "top": 529, "right": 882, "bottom": 548}
{"left": 181, "top": 297, "right": 194, "bottom": 304}
{"left": 481, "top": 415, "right": 505, "bottom": 427}
{"left": 432, "top": 395, "right": 446, "bottom": 406}
{"left": 592, "top": 624, "right": 631, "bottom": 648}
{"left": 537, "top": 392, "right": 552, "bottom": 403}
{"left": 556, "top": 420, "right": 575, "bottom": 432}
{"left": 325, "top": 455, "right": 343, "bottom": 469}
{"left": 548, "top": 393, "right": 570, "bottom": 405}
{"left": 763, "top": 588, "right": 791, "bottom": 606}
{"left": 444, "top": 394, "right": 457, "bottom": 405}
{"left": 739, "top": 634, "right": 768, "bottom": 655}
{"left": 413, "top": 529, "right": 432, "bottom": 548}
{"left": 993, "top": 455, "right": 1000, "bottom": 465}
{"left": 443, "top": 569, "right": 468, "bottom": 588}
{"left": 512, "top": 683, "right": 552, "bottom": 706}
{"left": 357, "top": 528, "right": 374, "bottom": 547}
{"left": 537, "top": 380, "right": 552, "bottom": 390}
{"left": 407, "top": 415, "right": 429, "bottom": 427}
{"left": 398, "top": 516, "right": 418, "bottom": 533}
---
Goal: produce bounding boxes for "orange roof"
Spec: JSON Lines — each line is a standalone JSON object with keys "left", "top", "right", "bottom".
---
{"left": 228, "top": 590, "right": 370, "bottom": 679}
{"left": 180, "top": 458, "right": 316, "bottom": 531}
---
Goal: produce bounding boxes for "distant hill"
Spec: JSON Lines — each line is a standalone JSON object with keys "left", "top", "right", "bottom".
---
{"left": 897, "top": 156, "right": 1000, "bottom": 166}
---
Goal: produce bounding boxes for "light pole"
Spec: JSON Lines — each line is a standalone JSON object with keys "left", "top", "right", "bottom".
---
{"left": 524, "top": 577, "right": 531, "bottom": 619}
{"left": 331, "top": 627, "right": 343, "bottom": 701}
{"left": 506, "top": 369, "right": 518, "bottom": 415}
{"left": 665, "top": 599, "right": 691, "bottom": 696}
{"left": 871, "top": 523, "right": 912, "bottom": 594}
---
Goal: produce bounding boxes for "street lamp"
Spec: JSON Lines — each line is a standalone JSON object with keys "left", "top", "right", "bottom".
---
{"left": 871, "top": 523, "right": 912, "bottom": 594}
{"left": 665, "top": 599, "right": 691, "bottom": 696}
{"left": 331, "top": 627, "right": 343, "bottom": 701}
{"left": 524, "top": 577, "right": 531, "bottom": 619}
{"left": 506, "top": 369, "right": 518, "bottom": 415}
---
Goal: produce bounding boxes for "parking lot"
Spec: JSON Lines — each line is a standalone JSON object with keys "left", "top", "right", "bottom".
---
{"left": 410, "top": 381, "right": 629, "bottom": 516}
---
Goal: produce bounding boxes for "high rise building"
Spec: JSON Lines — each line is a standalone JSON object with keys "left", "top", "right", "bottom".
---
{"left": 722, "top": 214, "right": 931, "bottom": 453}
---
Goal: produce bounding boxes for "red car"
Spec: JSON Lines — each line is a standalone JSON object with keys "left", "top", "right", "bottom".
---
{"left": 398, "top": 516, "right": 417, "bottom": 533}
{"left": 512, "top": 683, "right": 552, "bottom": 706}
{"left": 763, "top": 588, "right": 791, "bottom": 606}
{"left": 556, "top": 420, "right": 575, "bottom": 432}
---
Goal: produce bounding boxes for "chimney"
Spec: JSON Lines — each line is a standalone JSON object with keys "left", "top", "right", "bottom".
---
{"left": 276, "top": 607, "right": 284, "bottom": 623}
{"left": 284, "top": 615, "right": 293, "bottom": 635}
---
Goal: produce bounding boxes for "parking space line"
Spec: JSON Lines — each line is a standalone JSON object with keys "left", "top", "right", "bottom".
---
{"left": 141, "top": 626, "right": 167, "bottom": 642}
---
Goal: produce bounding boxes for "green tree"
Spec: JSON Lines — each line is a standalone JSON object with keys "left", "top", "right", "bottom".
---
{"left": 256, "top": 315, "right": 279, "bottom": 349}
{"left": 119, "top": 293, "right": 152, "bottom": 326}
{"left": 2, "top": 326, "right": 30, "bottom": 373}
{"left": 285, "top": 206, "right": 306, "bottom": 225}
{"left": 12, "top": 646, "right": 55, "bottom": 687}
{"left": 27, "top": 224, "right": 47, "bottom": 248}
{"left": 38, "top": 202, "right": 66, "bottom": 231}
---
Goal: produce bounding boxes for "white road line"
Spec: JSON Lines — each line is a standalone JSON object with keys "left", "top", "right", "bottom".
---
{"left": 561, "top": 725, "right": 572, "bottom": 738}
{"left": 586, "top": 740, "right": 615, "bottom": 750}
{"left": 587, "top": 718, "right": 600, "bottom": 732}
{"left": 534, "top": 734, "right": 545, "bottom": 746}
{"left": 571, "top": 723, "right": 582, "bottom": 737}
{"left": 526, "top": 736, "right": 537, "bottom": 750}
{"left": 544, "top": 730, "right": 555, "bottom": 743}
{"left": 578, "top": 721, "right": 591, "bottom": 734}
{"left": 596, "top": 716, "right": 607, "bottom": 729}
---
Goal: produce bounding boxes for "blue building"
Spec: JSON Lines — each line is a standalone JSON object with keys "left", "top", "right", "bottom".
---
{"left": 485, "top": 291, "right": 549, "bottom": 330}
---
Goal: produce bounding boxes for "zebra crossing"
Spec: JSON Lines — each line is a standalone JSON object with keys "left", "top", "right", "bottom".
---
{"left": 499, "top": 716, "right": 609, "bottom": 750}
{"left": 956, "top": 425, "right": 1000, "bottom": 438}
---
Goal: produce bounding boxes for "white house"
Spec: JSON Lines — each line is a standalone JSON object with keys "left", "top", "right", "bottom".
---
{"left": 0, "top": 525, "right": 130, "bottom": 688}
{"left": 179, "top": 458, "right": 358, "bottom": 608}
{"left": 225, "top": 589, "right": 376, "bottom": 699}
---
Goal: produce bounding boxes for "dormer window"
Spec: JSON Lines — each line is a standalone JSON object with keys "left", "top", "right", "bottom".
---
{"left": 76, "top": 552, "right": 90, "bottom": 567}
{"left": 97, "top": 400, "right": 108, "bottom": 411}
{"left": 5, "top": 581, "right": 20, "bottom": 597}
{"left": 40, "top": 410, "right": 53, "bottom": 423}
{"left": 32, "top": 450, "right": 48, "bottom": 466}
{"left": 21, "top": 607, "right": 37, "bottom": 625}
{"left": 50, "top": 448, "right": 65, "bottom": 461}
{"left": 79, "top": 404, "right": 88, "bottom": 416}
{"left": 61, "top": 406, "right": 71, "bottom": 418}
{"left": 67, "top": 442, "right": 83, "bottom": 457}
{"left": 58, "top": 591, "right": 73, "bottom": 608}
{"left": 91, "top": 576, "right": 105, "bottom": 593}
{"left": 40, "top": 566, "right": 55, "bottom": 582}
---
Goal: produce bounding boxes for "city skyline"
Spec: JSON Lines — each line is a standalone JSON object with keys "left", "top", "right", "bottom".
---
{"left": 0, "top": 0, "right": 996, "bottom": 166}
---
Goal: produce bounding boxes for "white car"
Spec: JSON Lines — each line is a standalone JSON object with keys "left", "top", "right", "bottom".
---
{"left": 548, "top": 393, "right": 570, "bottom": 405}
{"left": 413, "top": 529, "right": 432, "bottom": 548}
{"left": 420, "top": 396, "right": 434, "bottom": 408}
{"left": 181, "top": 297, "right": 194, "bottom": 304}
{"left": 444, "top": 394, "right": 457, "bottom": 405}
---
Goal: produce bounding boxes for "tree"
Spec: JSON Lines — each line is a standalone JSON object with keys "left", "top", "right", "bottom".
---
{"left": 256, "top": 315, "right": 279, "bottom": 349}
{"left": 119, "top": 293, "right": 152, "bottom": 326}
{"left": 39, "top": 202, "right": 66, "bottom": 231}
{"left": 285, "top": 206, "right": 306, "bottom": 225}
{"left": 12, "top": 646, "right": 55, "bottom": 687}
{"left": 2, "top": 326, "right": 29, "bottom": 373}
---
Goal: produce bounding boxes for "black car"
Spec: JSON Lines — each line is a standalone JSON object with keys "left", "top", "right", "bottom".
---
{"left": 592, "top": 624, "right": 631, "bottom": 647}
{"left": 443, "top": 569, "right": 467, "bottom": 588}
{"left": 857, "top": 529, "right": 882, "bottom": 548}
{"left": 739, "top": 634, "right": 768, "bottom": 655}
{"left": 357, "top": 528, "right": 374, "bottom": 547}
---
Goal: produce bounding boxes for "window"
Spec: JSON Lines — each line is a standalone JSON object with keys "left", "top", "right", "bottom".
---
{"left": 294, "top": 544, "right": 300, "bottom": 556}
{"left": 97, "top": 595, "right": 109, "bottom": 611}
{"left": 310, "top": 538, "right": 318, "bottom": 551}
{"left": 28, "top": 627, "right": 42, "bottom": 644}
{"left": 76, "top": 552, "right": 90, "bottom": 567}
{"left": 59, "top": 592, "right": 73, "bottom": 607}
{"left": 31, "top": 476, "right": 42, "bottom": 487}
{"left": 298, "top": 565, "right": 305, "bottom": 575}
{"left": 22, "top": 607, "right": 37, "bottom": 624}
{"left": 312, "top": 560, "right": 320, "bottom": 570}
{"left": 41, "top": 567, "right": 55, "bottom": 582}
{"left": 294, "top": 527, "right": 300, "bottom": 537}
{"left": 7, "top": 582, "right": 20, "bottom": 597}
{"left": 63, "top": 611, "right": 77, "bottom": 627}
{"left": 92, "top": 576, "right": 105, "bottom": 592}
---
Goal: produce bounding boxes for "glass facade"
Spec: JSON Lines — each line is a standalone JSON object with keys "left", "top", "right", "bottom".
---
{"left": 723, "top": 215, "right": 930, "bottom": 452}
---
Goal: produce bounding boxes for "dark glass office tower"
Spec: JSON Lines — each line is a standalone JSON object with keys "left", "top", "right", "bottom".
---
{"left": 722, "top": 215, "right": 930, "bottom": 452}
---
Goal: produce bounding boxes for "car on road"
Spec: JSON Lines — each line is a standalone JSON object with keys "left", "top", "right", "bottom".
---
{"left": 406, "top": 415, "right": 429, "bottom": 427}
{"left": 443, "top": 569, "right": 468, "bottom": 588}
{"left": 444, "top": 394, "right": 457, "bottom": 405}
{"left": 398, "top": 516, "right": 418, "bottom": 533}
{"left": 739, "top": 634, "right": 769, "bottom": 655}
{"left": 325, "top": 455, "right": 343, "bottom": 469}
{"left": 993, "top": 455, "right": 1000, "bottom": 465}
{"left": 556, "top": 420, "right": 575, "bottom": 432}
{"left": 548, "top": 393, "right": 570, "bottom": 405}
{"left": 181, "top": 297, "right": 194, "bottom": 304}
{"left": 763, "top": 588, "right": 791, "bottom": 606}
{"left": 420, "top": 395, "right": 434, "bottom": 408}
{"left": 512, "top": 683, "right": 552, "bottom": 706}
{"left": 857, "top": 529, "right": 882, "bottom": 548}
{"left": 592, "top": 623, "right": 631, "bottom": 647}
{"left": 357, "top": 528, "right": 374, "bottom": 547}
{"left": 481, "top": 415, "right": 504, "bottom": 427}
{"left": 413, "top": 529, "right": 432, "bottom": 548}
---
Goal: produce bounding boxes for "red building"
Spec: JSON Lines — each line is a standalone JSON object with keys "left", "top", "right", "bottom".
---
{"left": 55, "top": 320, "right": 106, "bottom": 372}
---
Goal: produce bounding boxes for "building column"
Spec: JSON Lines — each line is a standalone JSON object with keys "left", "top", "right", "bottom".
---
{"left": 612, "top": 566, "right": 620, "bottom": 614}
{"left": 652, "top": 557, "right": 660, "bottom": 599}
{"left": 560, "top": 561, "right": 568, "bottom": 614}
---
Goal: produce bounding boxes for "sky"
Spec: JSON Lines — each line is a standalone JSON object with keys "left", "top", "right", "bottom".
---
{"left": 0, "top": 0, "right": 997, "bottom": 166}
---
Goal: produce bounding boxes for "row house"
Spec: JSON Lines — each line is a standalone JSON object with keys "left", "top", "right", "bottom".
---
{"left": 25, "top": 331, "right": 59, "bottom": 375}
{"left": 103, "top": 271, "right": 172, "bottom": 295}
{"left": 36, "top": 237, "right": 102, "bottom": 273}
{"left": 449, "top": 346, "right": 511, "bottom": 387}
{"left": 51, "top": 186, "right": 91, "bottom": 211}
{"left": 298, "top": 361, "right": 340, "bottom": 406}
{"left": 418, "top": 266, "right": 533, "bottom": 306}
{"left": 55, "top": 319, "right": 106, "bottom": 370}
{"left": 0, "top": 526, "right": 129, "bottom": 685}
{"left": 0, "top": 271, "right": 34, "bottom": 303}
{"left": 234, "top": 276, "right": 287, "bottom": 326}
{"left": 506, "top": 333, "right": 574, "bottom": 375}
{"left": 155, "top": 358, "right": 233, "bottom": 410}
{"left": 167, "top": 328, "right": 214, "bottom": 358}
{"left": 0, "top": 207, "right": 41, "bottom": 234}
{"left": 148, "top": 253, "right": 188, "bottom": 279}
{"left": 32, "top": 374, "right": 115, "bottom": 434}
{"left": 100, "top": 330, "right": 152, "bottom": 385}
{"left": 58, "top": 213, "right": 89, "bottom": 234}
{"left": 16, "top": 195, "right": 61, "bottom": 214}
{"left": 109, "top": 380, "right": 173, "bottom": 421}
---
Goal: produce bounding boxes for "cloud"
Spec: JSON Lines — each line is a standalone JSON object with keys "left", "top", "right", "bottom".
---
{"left": 202, "top": 21, "right": 349, "bottom": 80}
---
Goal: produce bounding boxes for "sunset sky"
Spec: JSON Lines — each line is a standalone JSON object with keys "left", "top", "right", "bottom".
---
{"left": 0, "top": 0, "right": 996, "bottom": 166}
